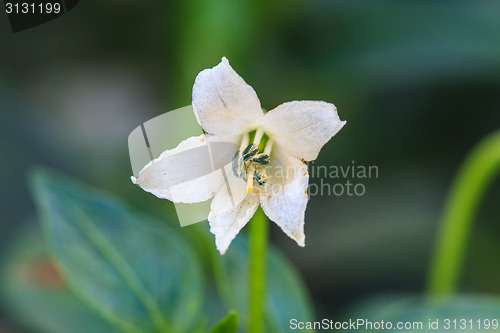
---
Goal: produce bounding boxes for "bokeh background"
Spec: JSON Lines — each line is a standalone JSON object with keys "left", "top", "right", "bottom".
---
{"left": 1, "top": 1, "right": 500, "bottom": 331}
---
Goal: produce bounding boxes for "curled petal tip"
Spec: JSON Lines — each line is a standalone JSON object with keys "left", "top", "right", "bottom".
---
{"left": 215, "top": 236, "right": 230, "bottom": 255}
{"left": 296, "top": 235, "right": 306, "bottom": 247}
{"left": 130, "top": 176, "right": 138, "bottom": 184}
{"left": 217, "top": 244, "right": 228, "bottom": 255}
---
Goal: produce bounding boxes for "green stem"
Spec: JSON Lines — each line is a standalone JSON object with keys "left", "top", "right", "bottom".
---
{"left": 427, "top": 130, "right": 500, "bottom": 295}
{"left": 248, "top": 208, "right": 268, "bottom": 333}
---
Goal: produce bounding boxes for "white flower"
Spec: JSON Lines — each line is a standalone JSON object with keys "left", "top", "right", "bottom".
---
{"left": 132, "top": 57, "right": 346, "bottom": 254}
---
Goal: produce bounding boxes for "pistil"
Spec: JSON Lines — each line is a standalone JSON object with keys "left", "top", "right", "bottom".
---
{"left": 247, "top": 165, "right": 255, "bottom": 193}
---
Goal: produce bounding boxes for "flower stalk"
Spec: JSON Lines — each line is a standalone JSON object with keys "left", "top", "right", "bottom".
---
{"left": 427, "top": 130, "right": 500, "bottom": 295}
{"left": 248, "top": 208, "right": 268, "bottom": 333}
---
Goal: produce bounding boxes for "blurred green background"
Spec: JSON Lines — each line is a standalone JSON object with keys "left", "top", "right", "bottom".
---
{"left": 1, "top": 1, "right": 500, "bottom": 332}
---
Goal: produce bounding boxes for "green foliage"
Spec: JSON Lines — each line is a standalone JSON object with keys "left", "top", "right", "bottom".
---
{"left": 0, "top": 168, "right": 314, "bottom": 333}
{"left": 208, "top": 311, "right": 238, "bottom": 333}
{"left": 0, "top": 228, "right": 122, "bottom": 333}
{"left": 428, "top": 130, "right": 500, "bottom": 295}
{"left": 30, "top": 169, "right": 203, "bottom": 333}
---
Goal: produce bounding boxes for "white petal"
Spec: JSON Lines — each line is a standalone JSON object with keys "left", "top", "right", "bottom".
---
{"left": 208, "top": 166, "right": 260, "bottom": 254}
{"left": 132, "top": 135, "right": 236, "bottom": 203}
{"left": 264, "top": 101, "right": 346, "bottom": 161}
{"left": 192, "top": 57, "right": 264, "bottom": 136}
{"left": 260, "top": 147, "right": 309, "bottom": 246}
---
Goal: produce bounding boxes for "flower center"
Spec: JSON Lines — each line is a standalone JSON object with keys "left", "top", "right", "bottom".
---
{"left": 232, "top": 128, "right": 274, "bottom": 193}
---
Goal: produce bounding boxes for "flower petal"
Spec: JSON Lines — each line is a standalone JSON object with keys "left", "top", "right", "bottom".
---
{"left": 192, "top": 57, "right": 264, "bottom": 136}
{"left": 264, "top": 101, "right": 346, "bottom": 161}
{"left": 260, "top": 147, "right": 309, "bottom": 246}
{"left": 132, "top": 135, "right": 236, "bottom": 203}
{"left": 208, "top": 165, "right": 259, "bottom": 254}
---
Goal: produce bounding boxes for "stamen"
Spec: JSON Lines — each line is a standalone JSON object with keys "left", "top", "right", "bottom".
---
{"left": 235, "top": 130, "right": 272, "bottom": 191}
{"left": 264, "top": 139, "right": 274, "bottom": 155}
{"left": 247, "top": 165, "right": 254, "bottom": 193}
{"left": 254, "top": 165, "right": 267, "bottom": 185}
{"left": 249, "top": 154, "right": 269, "bottom": 165}
{"left": 242, "top": 144, "right": 259, "bottom": 161}
{"left": 253, "top": 128, "right": 264, "bottom": 146}
{"left": 240, "top": 133, "right": 249, "bottom": 150}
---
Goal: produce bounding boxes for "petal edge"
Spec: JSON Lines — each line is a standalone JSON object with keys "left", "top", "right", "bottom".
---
{"left": 133, "top": 135, "right": 225, "bottom": 204}
{"left": 260, "top": 150, "right": 309, "bottom": 246}
{"left": 192, "top": 57, "right": 264, "bottom": 136}
{"left": 264, "top": 100, "right": 346, "bottom": 161}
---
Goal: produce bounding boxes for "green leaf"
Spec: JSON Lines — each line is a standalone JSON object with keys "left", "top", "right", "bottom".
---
{"left": 0, "top": 226, "right": 122, "bottom": 333}
{"left": 29, "top": 169, "right": 204, "bottom": 333}
{"left": 208, "top": 311, "right": 238, "bottom": 333}
{"left": 213, "top": 236, "right": 314, "bottom": 332}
